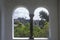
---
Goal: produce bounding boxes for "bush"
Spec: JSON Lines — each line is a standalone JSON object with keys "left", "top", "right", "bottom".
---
{"left": 14, "top": 21, "right": 49, "bottom": 38}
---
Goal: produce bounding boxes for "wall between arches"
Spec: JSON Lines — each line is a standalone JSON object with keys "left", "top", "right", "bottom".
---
{"left": 1, "top": 0, "right": 59, "bottom": 40}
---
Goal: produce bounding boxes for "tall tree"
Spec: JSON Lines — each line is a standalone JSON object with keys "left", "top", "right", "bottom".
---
{"left": 39, "top": 11, "right": 49, "bottom": 22}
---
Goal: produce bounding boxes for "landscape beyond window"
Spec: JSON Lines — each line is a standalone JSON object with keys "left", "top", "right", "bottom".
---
{"left": 12, "top": 7, "right": 49, "bottom": 38}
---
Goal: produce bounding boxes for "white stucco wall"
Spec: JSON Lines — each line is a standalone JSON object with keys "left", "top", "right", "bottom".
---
{"left": 1, "top": 0, "right": 59, "bottom": 40}
{"left": 0, "top": 0, "right": 1, "bottom": 40}
{"left": 1, "top": 0, "right": 6, "bottom": 40}
{"left": 58, "top": 0, "right": 60, "bottom": 40}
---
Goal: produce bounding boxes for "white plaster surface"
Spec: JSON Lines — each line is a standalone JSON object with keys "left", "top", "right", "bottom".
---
{"left": 1, "top": 0, "right": 59, "bottom": 40}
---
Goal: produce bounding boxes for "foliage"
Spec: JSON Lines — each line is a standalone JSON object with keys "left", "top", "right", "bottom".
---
{"left": 39, "top": 11, "right": 49, "bottom": 22}
{"left": 14, "top": 21, "right": 49, "bottom": 38}
{"left": 33, "top": 22, "right": 49, "bottom": 37}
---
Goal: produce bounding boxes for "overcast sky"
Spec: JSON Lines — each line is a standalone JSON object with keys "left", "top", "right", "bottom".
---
{"left": 13, "top": 7, "right": 49, "bottom": 20}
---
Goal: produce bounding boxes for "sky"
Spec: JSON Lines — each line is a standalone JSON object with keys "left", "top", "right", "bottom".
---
{"left": 13, "top": 7, "right": 49, "bottom": 20}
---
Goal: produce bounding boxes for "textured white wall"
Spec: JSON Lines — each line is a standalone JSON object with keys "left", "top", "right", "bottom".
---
{"left": 1, "top": 0, "right": 59, "bottom": 40}
{"left": 0, "top": 0, "right": 1, "bottom": 40}
{"left": 58, "top": 0, "right": 60, "bottom": 40}
{"left": 1, "top": 0, "right": 6, "bottom": 40}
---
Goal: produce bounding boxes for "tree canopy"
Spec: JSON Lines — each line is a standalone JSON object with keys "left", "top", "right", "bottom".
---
{"left": 39, "top": 11, "right": 49, "bottom": 22}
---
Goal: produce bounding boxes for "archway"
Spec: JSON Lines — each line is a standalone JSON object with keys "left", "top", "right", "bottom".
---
{"left": 12, "top": 7, "right": 30, "bottom": 39}
{"left": 33, "top": 7, "right": 49, "bottom": 39}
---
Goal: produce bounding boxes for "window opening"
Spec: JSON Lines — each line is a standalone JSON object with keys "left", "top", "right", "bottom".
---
{"left": 12, "top": 7, "right": 30, "bottom": 39}
{"left": 12, "top": 7, "right": 49, "bottom": 40}
{"left": 33, "top": 7, "right": 49, "bottom": 38}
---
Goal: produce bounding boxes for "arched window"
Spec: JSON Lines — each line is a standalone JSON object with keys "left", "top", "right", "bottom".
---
{"left": 33, "top": 7, "right": 49, "bottom": 39}
{"left": 12, "top": 7, "right": 30, "bottom": 39}
{"left": 12, "top": 7, "right": 49, "bottom": 39}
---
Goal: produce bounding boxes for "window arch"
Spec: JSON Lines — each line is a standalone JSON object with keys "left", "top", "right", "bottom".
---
{"left": 33, "top": 7, "right": 49, "bottom": 38}
{"left": 12, "top": 7, "right": 30, "bottom": 39}
{"left": 12, "top": 7, "right": 49, "bottom": 39}
{"left": 34, "top": 7, "right": 49, "bottom": 20}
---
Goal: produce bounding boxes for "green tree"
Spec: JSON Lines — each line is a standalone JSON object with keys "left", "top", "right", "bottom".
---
{"left": 14, "top": 20, "right": 49, "bottom": 38}
{"left": 39, "top": 11, "right": 49, "bottom": 22}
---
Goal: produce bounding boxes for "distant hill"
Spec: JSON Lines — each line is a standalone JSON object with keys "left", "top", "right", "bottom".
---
{"left": 14, "top": 18, "right": 45, "bottom": 27}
